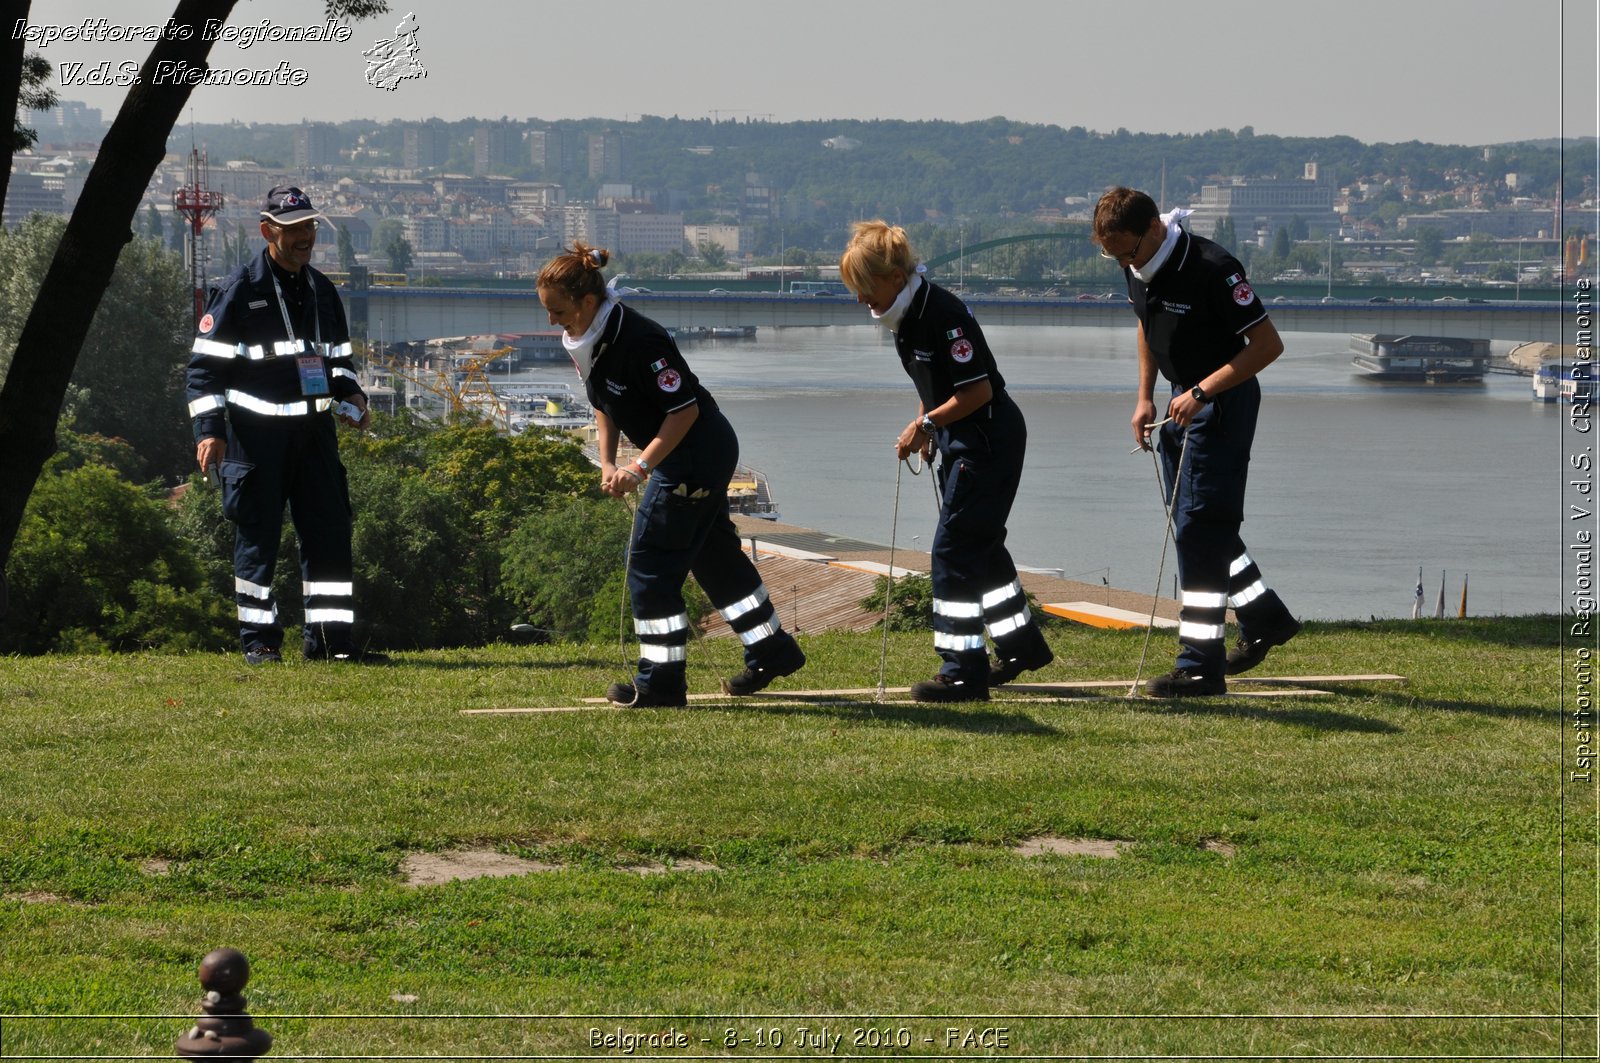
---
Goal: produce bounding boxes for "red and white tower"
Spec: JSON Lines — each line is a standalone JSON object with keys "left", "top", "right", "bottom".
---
{"left": 172, "top": 147, "right": 224, "bottom": 327}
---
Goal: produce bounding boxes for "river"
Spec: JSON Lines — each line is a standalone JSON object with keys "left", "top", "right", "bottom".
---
{"left": 518, "top": 324, "right": 1561, "bottom": 620}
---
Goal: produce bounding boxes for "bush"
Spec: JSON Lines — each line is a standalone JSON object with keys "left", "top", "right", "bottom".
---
{"left": 860, "top": 573, "right": 934, "bottom": 632}
{"left": 0, "top": 459, "right": 231, "bottom": 653}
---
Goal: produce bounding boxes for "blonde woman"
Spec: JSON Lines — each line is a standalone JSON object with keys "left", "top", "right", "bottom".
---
{"left": 840, "top": 221, "right": 1053, "bottom": 702}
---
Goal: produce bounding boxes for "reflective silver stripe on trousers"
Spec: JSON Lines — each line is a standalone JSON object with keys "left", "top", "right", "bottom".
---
{"left": 1229, "top": 553, "right": 1254, "bottom": 577}
{"left": 639, "top": 642, "right": 687, "bottom": 662}
{"left": 304, "top": 581, "right": 354, "bottom": 597}
{"left": 234, "top": 577, "right": 272, "bottom": 600}
{"left": 981, "top": 580, "right": 1024, "bottom": 609}
{"left": 635, "top": 614, "right": 689, "bottom": 636}
{"left": 304, "top": 608, "right": 355, "bottom": 624}
{"left": 738, "top": 619, "right": 780, "bottom": 646}
{"left": 188, "top": 394, "right": 227, "bottom": 417}
{"left": 1181, "top": 590, "right": 1228, "bottom": 609}
{"left": 933, "top": 631, "right": 987, "bottom": 651}
{"left": 238, "top": 605, "right": 278, "bottom": 625}
{"left": 330, "top": 367, "right": 359, "bottom": 383}
{"left": 1178, "top": 621, "right": 1227, "bottom": 641}
{"left": 933, "top": 598, "right": 983, "bottom": 619}
{"left": 986, "top": 609, "right": 1030, "bottom": 639}
{"left": 719, "top": 586, "right": 770, "bottom": 622}
{"left": 1230, "top": 581, "right": 1268, "bottom": 608}
{"left": 227, "top": 391, "right": 335, "bottom": 417}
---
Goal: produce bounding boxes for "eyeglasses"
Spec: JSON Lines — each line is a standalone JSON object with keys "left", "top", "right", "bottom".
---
{"left": 268, "top": 219, "right": 319, "bottom": 233}
{"left": 1099, "top": 228, "right": 1145, "bottom": 263}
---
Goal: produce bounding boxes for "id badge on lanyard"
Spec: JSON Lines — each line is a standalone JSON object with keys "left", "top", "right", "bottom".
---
{"left": 273, "top": 271, "right": 327, "bottom": 397}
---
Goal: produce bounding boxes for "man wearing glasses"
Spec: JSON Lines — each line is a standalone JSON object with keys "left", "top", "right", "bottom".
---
{"left": 186, "top": 186, "right": 381, "bottom": 665}
{"left": 1092, "top": 187, "right": 1300, "bottom": 697}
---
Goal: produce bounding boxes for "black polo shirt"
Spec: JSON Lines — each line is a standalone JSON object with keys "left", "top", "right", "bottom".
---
{"left": 893, "top": 278, "right": 1006, "bottom": 410}
{"left": 583, "top": 303, "right": 717, "bottom": 449}
{"left": 1125, "top": 230, "right": 1268, "bottom": 387}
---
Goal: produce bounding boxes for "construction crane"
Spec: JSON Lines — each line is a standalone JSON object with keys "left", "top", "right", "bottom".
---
{"left": 382, "top": 343, "right": 515, "bottom": 424}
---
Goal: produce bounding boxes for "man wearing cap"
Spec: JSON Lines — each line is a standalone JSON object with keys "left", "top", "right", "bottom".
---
{"left": 185, "top": 186, "right": 379, "bottom": 665}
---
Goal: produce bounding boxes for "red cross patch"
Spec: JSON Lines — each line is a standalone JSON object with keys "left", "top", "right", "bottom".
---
{"left": 657, "top": 368, "right": 682, "bottom": 393}
{"left": 950, "top": 338, "right": 974, "bottom": 363}
{"left": 198, "top": 313, "right": 215, "bottom": 333}
{"left": 1232, "top": 282, "right": 1254, "bottom": 306}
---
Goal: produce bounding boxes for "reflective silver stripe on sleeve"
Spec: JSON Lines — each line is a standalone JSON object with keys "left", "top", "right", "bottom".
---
{"left": 1229, "top": 581, "right": 1267, "bottom": 608}
{"left": 330, "top": 367, "right": 359, "bottom": 382}
{"left": 245, "top": 344, "right": 267, "bottom": 360}
{"left": 191, "top": 338, "right": 241, "bottom": 359}
{"left": 720, "top": 587, "right": 769, "bottom": 622}
{"left": 1181, "top": 590, "right": 1228, "bottom": 609}
{"left": 639, "top": 642, "right": 687, "bottom": 662}
{"left": 981, "top": 580, "right": 1024, "bottom": 609}
{"left": 188, "top": 394, "right": 227, "bottom": 417}
{"left": 635, "top": 614, "right": 690, "bottom": 636}
{"left": 238, "top": 605, "right": 278, "bottom": 625}
{"left": 234, "top": 577, "right": 272, "bottom": 600}
{"left": 738, "top": 619, "right": 780, "bottom": 646}
{"left": 986, "top": 610, "right": 1030, "bottom": 639}
{"left": 1229, "top": 553, "right": 1254, "bottom": 577}
{"left": 304, "top": 608, "right": 355, "bottom": 624}
{"left": 933, "top": 598, "right": 983, "bottom": 619}
{"left": 1178, "top": 621, "right": 1227, "bottom": 641}
{"left": 304, "top": 581, "right": 354, "bottom": 597}
{"left": 327, "top": 342, "right": 353, "bottom": 358}
{"left": 226, "top": 391, "right": 334, "bottom": 417}
{"left": 274, "top": 340, "right": 307, "bottom": 357}
{"left": 933, "top": 631, "right": 987, "bottom": 651}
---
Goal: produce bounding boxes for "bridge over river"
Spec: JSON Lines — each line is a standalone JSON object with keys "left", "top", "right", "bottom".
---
{"left": 358, "top": 288, "right": 1565, "bottom": 345}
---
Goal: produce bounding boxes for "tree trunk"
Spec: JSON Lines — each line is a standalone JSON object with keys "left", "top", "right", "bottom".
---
{"left": 0, "top": 0, "right": 33, "bottom": 212}
{"left": 0, "top": 0, "right": 238, "bottom": 570}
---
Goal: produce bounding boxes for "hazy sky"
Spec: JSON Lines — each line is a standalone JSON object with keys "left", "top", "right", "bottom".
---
{"left": 23, "top": 0, "right": 1599, "bottom": 145}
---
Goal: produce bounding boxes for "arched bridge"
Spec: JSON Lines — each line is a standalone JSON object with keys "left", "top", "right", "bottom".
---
{"left": 360, "top": 287, "right": 1564, "bottom": 344}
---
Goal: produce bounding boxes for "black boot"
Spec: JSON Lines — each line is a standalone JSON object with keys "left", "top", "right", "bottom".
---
{"left": 909, "top": 674, "right": 989, "bottom": 703}
{"left": 721, "top": 639, "right": 807, "bottom": 696}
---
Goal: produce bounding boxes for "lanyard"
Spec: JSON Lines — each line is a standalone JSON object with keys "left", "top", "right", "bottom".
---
{"left": 269, "top": 268, "right": 321, "bottom": 347}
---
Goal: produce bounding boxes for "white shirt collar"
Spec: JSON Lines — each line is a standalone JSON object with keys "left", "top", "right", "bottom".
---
{"left": 1131, "top": 209, "right": 1193, "bottom": 283}
{"left": 872, "top": 265, "right": 926, "bottom": 333}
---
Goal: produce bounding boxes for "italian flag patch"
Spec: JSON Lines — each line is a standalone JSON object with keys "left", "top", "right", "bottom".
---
{"left": 649, "top": 358, "right": 668, "bottom": 372}
{"left": 945, "top": 328, "right": 964, "bottom": 340}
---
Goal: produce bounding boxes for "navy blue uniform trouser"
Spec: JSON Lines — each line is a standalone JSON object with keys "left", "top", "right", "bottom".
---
{"left": 626, "top": 409, "right": 797, "bottom": 695}
{"left": 930, "top": 393, "right": 1051, "bottom": 685}
{"left": 1157, "top": 378, "right": 1295, "bottom": 678}
{"left": 217, "top": 412, "right": 356, "bottom": 656}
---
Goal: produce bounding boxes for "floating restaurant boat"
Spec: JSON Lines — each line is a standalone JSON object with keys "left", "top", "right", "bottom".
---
{"left": 1532, "top": 361, "right": 1593, "bottom": 404}
{"left": 1350, "top": 334, "right": 1488, "bottom": 383}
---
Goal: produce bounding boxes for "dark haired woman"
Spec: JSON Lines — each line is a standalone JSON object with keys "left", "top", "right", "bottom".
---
{"left": 537, "top": 243, "right": 805, "bottom": 706}
{"left": 840, "top": 221, "right": 1053, "bottom": 702}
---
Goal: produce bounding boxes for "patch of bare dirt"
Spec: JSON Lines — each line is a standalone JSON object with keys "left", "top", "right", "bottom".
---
{"left": 400, "top": 849, "right": 561, "bottom": 886}
{"left": 1013, "top": 836, "right": 1130, "bottom": 859}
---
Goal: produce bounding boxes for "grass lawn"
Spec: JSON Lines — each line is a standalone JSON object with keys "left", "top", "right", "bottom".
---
{"left": 0, "top": 616, "right": 1592, "bottom": 1058}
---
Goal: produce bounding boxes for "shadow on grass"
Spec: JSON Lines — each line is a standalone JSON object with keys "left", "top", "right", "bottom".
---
{"left": 718, "top": 698, "right": 1061, "bottom": 736}
{"left": 390, "top": 655, "right": 617, "bottom": 671}
{"left": 1119, "top": 695, "right": 1403, "bottom": 733}
{"left": 1364, "top": 689, "right": 1561, "bottom": 723}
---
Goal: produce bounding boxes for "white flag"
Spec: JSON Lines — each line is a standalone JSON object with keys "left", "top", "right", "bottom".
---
{"left": 1412, "top": 566, "right": 1424, "bottom": 619}
{"left": 1435, "top": 570, "right": 1446, "bottom": 620}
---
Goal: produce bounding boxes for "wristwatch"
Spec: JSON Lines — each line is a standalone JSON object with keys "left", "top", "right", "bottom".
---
{"left": 919, "top": 415, "right": 938, "bottom": 436}
{"left": 1189, "top": 385, "right": 1209, "bottom": 404}
{"left": 636, "top": 456, "right": 651, "bottom": 472}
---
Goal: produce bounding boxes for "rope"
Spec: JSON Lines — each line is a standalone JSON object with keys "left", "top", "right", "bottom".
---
{"left": 875, "top": 453, "right": 923, "bottom": 702}
{"left": 1129, "top": 419, "right": 1191, "bottom": 697}
{"left": 618, "top": 493, "right": 637, "bottom": 676}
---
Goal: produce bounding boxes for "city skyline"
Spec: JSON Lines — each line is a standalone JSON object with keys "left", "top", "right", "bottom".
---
{"left": 19, "top": 0, "right": 1598, "bottom": 148}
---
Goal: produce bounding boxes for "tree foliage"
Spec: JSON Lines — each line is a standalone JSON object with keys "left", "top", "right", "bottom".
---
{"left": 0, "top": 451, "right": 230, "bottom": 653}
{"left": 0, "top": 215, "right": 193, "bottom": 481}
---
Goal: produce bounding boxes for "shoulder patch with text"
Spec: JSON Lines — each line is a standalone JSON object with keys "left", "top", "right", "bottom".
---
{"left": 656, "top": 368, "right": 682, "bottom": 393}
{"left": 950, "top": 338, "right": 975, "bottom": 363}
{"left": 1231, "top": 282, "right": 1255, "bottom": 307}
{"left": 198, "top": 313, "right": 215, "bottom": 334}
